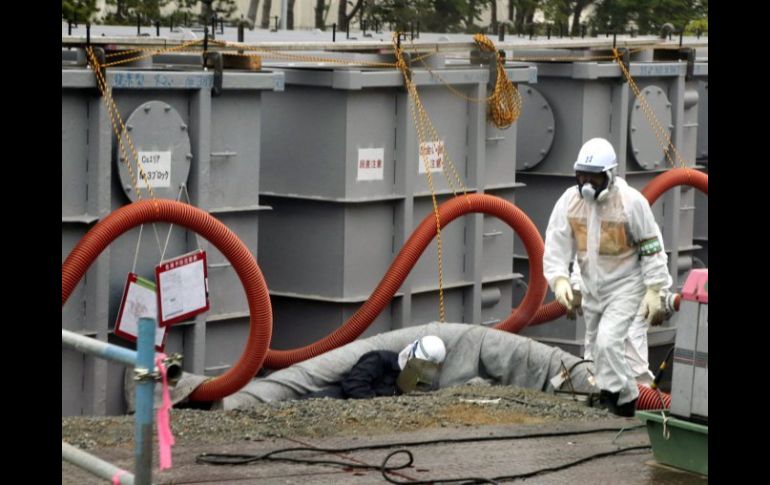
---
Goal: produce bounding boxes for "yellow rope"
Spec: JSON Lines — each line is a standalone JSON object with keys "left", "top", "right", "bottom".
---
{"left": 101, "top": 39, "right": 206, "bottom": 67}
{"left": 473, "top": 33, "right": 522, "bottom": 129}
{"left": 393, "top": 33, "right": 447, "bottom": 323}
{"left": 87, "top": 48, "right": 143, "bottom": 201}
{"left": 613, "top": 48, "right": 689, "bottom": 168}
{"left": 214, "top": 40, "right": 398, "bottom": 68}
{"left": 87, "top": 47, "right": 158, "bottom": 201}
{"left": 506, "top": 54, "right": 616, "bottom": 61}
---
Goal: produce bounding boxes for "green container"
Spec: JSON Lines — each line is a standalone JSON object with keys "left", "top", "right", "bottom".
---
{"left": 637, "top": 410, "right": 708, "bottom": 476}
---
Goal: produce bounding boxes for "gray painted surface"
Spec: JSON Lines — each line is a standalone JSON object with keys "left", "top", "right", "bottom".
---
{"left": 62, "top": 67, "right": 281, "bottom": 416}
{"left": 515, "top": 85, "right": 555, "bottom": 171}
{"left": 671, "top": 300, "right": 708, "bottom": 419}
{"left": 63, "top": 51, "right": 707, "bottom": 416}
{"left": 257, "top": 65, "right": 531, "bottom": 337}
{"left": 513, "top": 59, "right": 702, "bottom": 356}
{"left": 115, "top": 101, "right": 192, "bottom": 202}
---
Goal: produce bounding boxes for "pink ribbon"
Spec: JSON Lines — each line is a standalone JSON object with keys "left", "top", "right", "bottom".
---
{"left": 112, "top": 469, "right": 128, "bottom": 485}
{"left": 155, "top": 353, "right": 176, "bottom": 470}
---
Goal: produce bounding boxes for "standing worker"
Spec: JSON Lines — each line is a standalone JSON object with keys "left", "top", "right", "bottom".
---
{"left": 542, "top": 138, "right": 671, "bottom": 416}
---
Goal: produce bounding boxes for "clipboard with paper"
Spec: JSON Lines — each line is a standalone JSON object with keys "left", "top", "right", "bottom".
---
{"left": 155, "top": 249, "right": 210, "bottom": 326}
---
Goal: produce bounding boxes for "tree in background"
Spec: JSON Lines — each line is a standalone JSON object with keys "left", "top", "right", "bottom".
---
{"left": 63, "top": 0, "right": 100, "bottom": 22}
{"left": 287, "top": 0, "right": 296, "bottom": 29}
{"left": 338, "top": 0, "right": 366, "bottom": 30}
{"left": 196, "top": 0, "right": 238, "bottom": 24}
{"left": 164, "top": 1, "right": 198, "bottom": 26}
{"left": 589, "top": 0, "right": 707, "bottom": 35}
{"left": 509, "top": 0, "right": 539, "bottom": 34}
{"left": 315, "top": 0, "right": 331, "bottom": 29}
{"left": 568, "top": 0, "right": 595, "bottom": 35}
{"left": 98, "top": 0, "right": 238, "bottom": 25}
{"left": 102, "top": 0, "right": 149, "bottom": 24}
{"left": 261, "top": 0, "right": 272, "bottom": 28}
{"left": 69, "top": 0, "right": 707, "bottom": 35}
{"left": 247, "top": 0, "right": 260, "bottom": 25}
{"left": 366, "top": 0, "right": 477, "bottom": 33}
{"left": 212, "top": 0, "right": 238, "bottom": 21}
{"left": 464, "top": 0, "right": 493, "bottom": 32}
{"left": 315, "top": 0, "right": 332, "bottom": 30}
{"left": 541, "top": 0, "right": 571, "bottom": 34}
{"left": 539, "top": 0, "right": 596, "bottom": 36}
{"left": 104, "top": 0, "right": 171, "bottom": 24}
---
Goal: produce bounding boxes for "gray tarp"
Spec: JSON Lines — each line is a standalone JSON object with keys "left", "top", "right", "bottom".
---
{"left": 126, "top": 322, "right": 596, "bottom": 412}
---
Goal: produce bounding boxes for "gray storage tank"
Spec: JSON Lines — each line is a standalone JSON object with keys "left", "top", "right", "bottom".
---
{"left": 62, "top": 53, "right": 283, "bottom": 415}
{"left": 258, "top": 59, "right": 536, "bottom": 347}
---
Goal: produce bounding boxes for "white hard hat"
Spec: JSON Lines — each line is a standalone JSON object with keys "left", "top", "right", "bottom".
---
{"left": 398, "top": 335, "right": 447, "bottom": 369}
{"left": 573, "top": 138, "right": 617, "bottom": 173}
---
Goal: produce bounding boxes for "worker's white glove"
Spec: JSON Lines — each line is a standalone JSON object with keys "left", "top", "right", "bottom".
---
{"left": 566, "top": 287, "right": 583, "bottom": 320}
{"left": 641, "top": 286, "right": 665, "bottom": 326}
{"left": 553, "top": 277, "right": 574, "bottom": 310}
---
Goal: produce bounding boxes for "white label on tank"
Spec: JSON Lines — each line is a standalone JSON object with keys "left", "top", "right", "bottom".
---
{"left": 137, "top": 151, "right": 172, "bottom": 188}
{"left": 418, "top": 141, "right": 444, "bottom": 174}
{"left": 357, "top": 148, "right": 385, "bottom": 181}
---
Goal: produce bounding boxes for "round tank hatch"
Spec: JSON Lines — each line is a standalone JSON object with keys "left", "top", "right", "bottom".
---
{"left": 116, "top": 101, "right": 192, "bottom": 202}
{"left": 628, "top": 85, "right": 673, "bottom": 170}
{"left": 516, "top": 86, "right": 555, "bottom": 171}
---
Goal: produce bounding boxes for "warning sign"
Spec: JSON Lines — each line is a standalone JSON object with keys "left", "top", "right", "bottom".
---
{"left": 357, "top": 148, "right": 385, "bottom": 181}
{"left": 418, "top": 141, "right": 444, "bottom": 174}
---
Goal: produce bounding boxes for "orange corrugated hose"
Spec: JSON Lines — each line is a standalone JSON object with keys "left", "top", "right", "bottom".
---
{"left": 264, "top": 193, "right": 548, "bottom": 368}
{"left": 63, "top": 194, "right": 547, "bottom": 399}
{"left": 637, "top": 384, "right": 671, "bottom": 410}
{"left": 61, "top": 200, "right": 273, "bottom": 402}
{"left": 641, "top": 166, "right": 708, "bottom": 202}
{"left": 527, "top": 167, "right": 709, "bottom": 327}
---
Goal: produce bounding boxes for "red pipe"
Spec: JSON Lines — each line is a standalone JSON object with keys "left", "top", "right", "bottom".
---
{"left": 61, "top": 200, "right": 272, "bottom": 402}
{"left": 265, "top": 193, "right": 548, "bottom": 368}
{"left": 636, "top": 384, "right": 671, "bottom": 410}
{"left": 62, "top": 194, "right": 546, "bottom": 397}
{"left": 527, "top": 168, "right": 709, "bottom": 327}
{"left": 641, "top": 166, "right": 708, "bottom": 203}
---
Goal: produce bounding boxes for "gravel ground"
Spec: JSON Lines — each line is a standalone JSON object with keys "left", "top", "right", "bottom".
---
{"left": 63, "top": 383, "right": 613, "bottom": 450}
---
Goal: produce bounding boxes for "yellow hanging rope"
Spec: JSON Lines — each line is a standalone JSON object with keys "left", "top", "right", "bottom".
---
{"left": 101, "top": 39, "right": 208, "bottom": 67}
{"left": 85, "top": 36, "right": 694, "bottom": 323}
{"left": 473, "top": 33, "right": 522, "bottom": 129}
{"left": 86, "top": 47, "right": 158, "bottom": 203}
{"left": 393, "top": 32, "right": 449, "bottom": 323}
{"left": 613, "top": 47, "right": 690, "bottom": 168}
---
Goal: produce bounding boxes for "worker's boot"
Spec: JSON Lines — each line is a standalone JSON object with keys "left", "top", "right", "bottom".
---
{"left": 595, "top": 389, "right": 618, "bottom": 413}
{"left": 613, "top": 398, "right": 637, "bottom": 417}
{"left": 595, "top": 390, "right": 636, "bottom": 417}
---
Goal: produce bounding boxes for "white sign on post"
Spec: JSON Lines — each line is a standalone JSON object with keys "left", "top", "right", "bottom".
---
{"left": 138, "top": 151, "right": 172, "bottom": 188}
{"left": 114, "top": 273, "right": 167, "bottom": 351}
{"left": 357, "top": 148, "right": 385, "bottom": 181}
{"left": 418, "top": 141, "right": 444, "bottom": 174}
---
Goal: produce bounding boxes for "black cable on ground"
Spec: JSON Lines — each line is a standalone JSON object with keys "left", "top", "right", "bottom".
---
{"left": 196, "top": 425, "right": 650, "bottom": 484}
{"left": 380, "top": 445, "right": 652, "bottom": 484}
{"left": 196, "top": 425, "right": 645, "bottom": 466}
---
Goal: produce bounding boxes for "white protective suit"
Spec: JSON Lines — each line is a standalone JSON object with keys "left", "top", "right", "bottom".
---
{"left": 543, "top": 177, "right": 671, "bottom": 405}
{"left": 571, "top": 258, "right": 658, "bottom": 386}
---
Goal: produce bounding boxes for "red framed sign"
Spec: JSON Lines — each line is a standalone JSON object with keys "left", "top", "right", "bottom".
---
{"left": 155, "top": 249, "right": 210, "bottom": 327}
{"left": 114, "top": 273, "right": 168, "bottom": 352}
